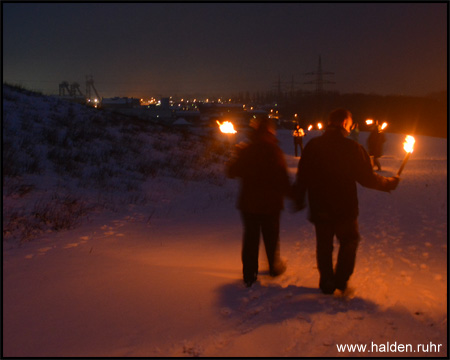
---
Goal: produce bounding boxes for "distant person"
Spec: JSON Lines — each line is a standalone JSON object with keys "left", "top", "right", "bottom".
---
{"left": 292, "top": 108, "right": 399, "bottom": 295}
{"left": 349, "top": 122, "right": 360, "bottom": 143}
{"left": 367, "top": 123, "right": 386, "bottom": 171}
{"left": 293, "top": 125, "right": 305, "bottom": 157}
{"left": 226, "top": 116, "right": 290, "bottom": 287}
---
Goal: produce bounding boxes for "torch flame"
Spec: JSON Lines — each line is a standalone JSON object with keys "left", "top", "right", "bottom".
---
{"left": 308, "top": 124, "right": 313, "bottom": 131}
{"left": 317, "top": 122, "right": 323, "bottom": 130}
{"left": 403, "top": 135, "right": 415, "bottom": 153}
{"left": 381, "top": 122, "right": 388, "bottom": 130}
{"left": 216, "top": 120, "right": 237, "bottom": 134}
{"left": 366, "top": 119, "right": 374, "bottom": 125}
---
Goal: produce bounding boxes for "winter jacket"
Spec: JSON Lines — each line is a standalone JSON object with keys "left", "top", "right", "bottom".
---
{"left": 226, "top": 130, "right": 291, "bottom": 214}
{"left": 293, "top": 125, "right": 398, "bottom": 223}
{"left": 367, "top": 128, "right": 386, "bottom": 157}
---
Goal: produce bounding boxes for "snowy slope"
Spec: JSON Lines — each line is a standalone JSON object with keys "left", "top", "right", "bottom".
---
{"left": 2, "top": 87, "right": 447, "bottom": 357}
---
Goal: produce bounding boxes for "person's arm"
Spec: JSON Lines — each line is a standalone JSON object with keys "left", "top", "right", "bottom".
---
{"left": 354, "top": 143, "right": 399, "bottom": 192}
{"left": 291, "top": 149, "right": 309, "bottom": 209}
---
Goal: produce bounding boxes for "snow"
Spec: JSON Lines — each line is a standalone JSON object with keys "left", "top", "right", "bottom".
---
{"left": 173, "top": 118, "right": 191, "bottom": 126}
{"left": 2, "top": 86, "right": 447, "bottom": 357}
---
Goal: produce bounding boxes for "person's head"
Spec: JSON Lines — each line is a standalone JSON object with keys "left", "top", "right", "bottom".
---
{"left": 251, "top": 115, "right": 276, "bottom": 135}
{"left": 328, "top": 108, "right": 353, "bottom": 134}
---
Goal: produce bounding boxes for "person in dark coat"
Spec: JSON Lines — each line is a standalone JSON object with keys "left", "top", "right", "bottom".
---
{"left": 367, "top": 123, "right": 386, "bottom": 171}
{"left": 293, "top": 125, "right": 305, "bottom": 157}
{"left": 226, "top": 117, "right": 290, "bottom": 287}
{"left": 292, "top": 108, "right": 399, "bottom": 295}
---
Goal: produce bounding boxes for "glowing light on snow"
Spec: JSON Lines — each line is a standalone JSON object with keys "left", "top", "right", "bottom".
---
{"left": 216, "top": 120, "right": 237, "bottom": 134}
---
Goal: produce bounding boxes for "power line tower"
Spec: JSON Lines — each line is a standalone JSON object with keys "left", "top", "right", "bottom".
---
{"left": 304, "top": 55, "right": 335, "bottom": 95}
{"left": 304, "top": 55, "right": 336, "bottom": 121}
{"left": 271, "top": 73, "right": 302, "bottom": 104}
{"left": 85, "top": 75, "right": 101, "bottom": 102}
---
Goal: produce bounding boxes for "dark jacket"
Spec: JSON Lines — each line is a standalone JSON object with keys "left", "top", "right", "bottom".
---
{"left": 293, "top": 125, "right": 397, "bottom": 223}
{"left": 367, "top": 128, "right": 386, "bottom": 157}
{"left": 226, "top": 130, "right": 291, "bottom": 214}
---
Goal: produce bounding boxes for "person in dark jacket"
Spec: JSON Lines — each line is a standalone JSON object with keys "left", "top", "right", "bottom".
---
{"left": 367, "top": 123, "right": 386, "bottom": 171}
{"left": 226, "top": 116, "right": 290, "bottom": 287}
{"left": 293, "top": 125, "right": 305, "bottom": 157}
{"left": 292, "top": 108, "right": 399, "bottom": 294}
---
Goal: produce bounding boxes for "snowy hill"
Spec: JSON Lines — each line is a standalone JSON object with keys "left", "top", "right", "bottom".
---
{"left": 2, "top": 85, "right": 447, "bottom": 357}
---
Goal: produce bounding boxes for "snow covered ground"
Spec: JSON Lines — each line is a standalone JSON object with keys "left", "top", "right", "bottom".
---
{"left": 3, "top": 87, "right": 447, "bottom": 357}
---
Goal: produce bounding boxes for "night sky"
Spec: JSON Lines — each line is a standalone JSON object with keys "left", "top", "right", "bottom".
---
{"left": 3, "top": 2, "right": 447, "bottom": 99}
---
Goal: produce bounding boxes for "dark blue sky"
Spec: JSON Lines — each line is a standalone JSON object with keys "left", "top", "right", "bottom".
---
{"left": 3, "top": 2, "right": 447, "bottom": 98}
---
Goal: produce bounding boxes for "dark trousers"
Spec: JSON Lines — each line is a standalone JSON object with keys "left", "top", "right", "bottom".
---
{"left": 294, "top": 138, "right": 303, "bottom": 157}
{"left": 314, "top": 219, "right": 360, "bottom": 288}
{"left": 240, "top": 211, "right": 281, "bottom": 282}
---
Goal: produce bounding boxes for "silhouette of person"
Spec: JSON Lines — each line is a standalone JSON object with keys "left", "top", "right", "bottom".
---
{"left": 292, "top": 108, "right": 399, "bottom": 294}
{"left": 293, "top": 125, "right": 305, "bottom": 157}
{"left": 367, "top": 122, "right": 386, "bottom": 171}
{"left": 226, "top": 116, "right": 290, "bottom": 287}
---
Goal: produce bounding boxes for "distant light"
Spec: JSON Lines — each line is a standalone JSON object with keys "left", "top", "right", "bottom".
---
{"left": 381, "top": 122, "right": 388, "bottom": 130}
{"left": 366, "top": 119, "right": 374, "bottom": 125}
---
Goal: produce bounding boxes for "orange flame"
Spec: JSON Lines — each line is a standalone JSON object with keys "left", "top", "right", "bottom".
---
{"left": 308, "top": 125, "right": 313, "bottom": 131}
{"left": 216, "top": 120, "right": 237, "bottom": 134}
{"left": 403, "top": 135, "right": 415, "bottom": 153}
{"left": 381, "top": 122, "right": 388, "bottom": 130}
{"left": 366, "top": 119, "right": 374, "bottom": 125}
{"left": 317, "top": 122, "right": 323, "bottom": 130}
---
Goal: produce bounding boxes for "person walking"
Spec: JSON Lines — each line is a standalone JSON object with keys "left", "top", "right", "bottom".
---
{"left": 226, "top": 116, "right": 290, "bottom": 287}
{"left": 292, "top": 108, "right": 399, "bottom": 295}
{"left": 293, "top": 125, "right": 305, "bottom": 157}
{"left": 367, "top": 122, "right": 386, "bottom": 171}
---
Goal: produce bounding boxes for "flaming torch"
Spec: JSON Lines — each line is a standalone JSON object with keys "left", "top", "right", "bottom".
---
{"left": 366, "top": 119, "right": 374, "bottom": 126}
{"left": 317, "top": 122, "right": 323, "bottom": 130}
{"left": 216, "top": 120, "right": 237, "bottom": 134}
{"left": 216, "top": 120, "right": 238, "bottom": 153}
{"left": 397, "top": 135, "right": 415, "bottom": 176}
{"left": 308, "top": 124, "right": 313, "bottom": 131}
{"left": 380, "top": 122, "right": 388, "bottom": 130}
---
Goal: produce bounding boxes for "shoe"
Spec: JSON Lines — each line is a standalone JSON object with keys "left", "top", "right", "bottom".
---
{"left": 335, "top": 280, "right": 348, "bottom": 292}
{"left": 244, "top": 278, "right": 256, "bottom": 288}
{"left": 319, "top": 279, "right": 336, "bottom": 295}
{"left": 269, "top": 261, "right": 286, "bottom": 277}
{"left": 244, "top": 271, "right": 257, "bottom": 287}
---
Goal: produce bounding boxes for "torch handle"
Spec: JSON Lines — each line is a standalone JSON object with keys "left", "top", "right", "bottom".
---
{"left": 397, "top": 152, "right": 411, "bottom": 176}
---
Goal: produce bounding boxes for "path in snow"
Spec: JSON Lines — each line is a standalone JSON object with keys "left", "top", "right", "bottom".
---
{"left": 3, "top": 131, "right": 447, "bottom": 357}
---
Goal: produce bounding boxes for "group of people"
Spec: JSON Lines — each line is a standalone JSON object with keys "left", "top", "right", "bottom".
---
{"left": 226, "top": 108, "right": 399, "bottom": 294}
